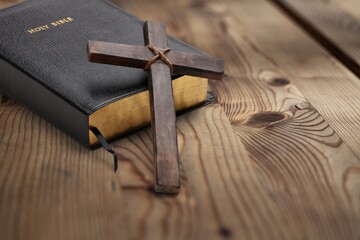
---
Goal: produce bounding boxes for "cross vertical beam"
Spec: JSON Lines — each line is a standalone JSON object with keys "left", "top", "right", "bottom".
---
{"left": 143, "top": 22, "right": 180, "bottom": 193}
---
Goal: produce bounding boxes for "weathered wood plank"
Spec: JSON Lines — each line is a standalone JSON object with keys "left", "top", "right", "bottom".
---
{"left": 0, "top": 99, "right": 129, "bottom": 240}
{"left": 115, "top": 103, "right": 360, "bottom": 240}
{"left": 273, "top": 0, "right": 360, "bottom": 77}
{"left": 117, "top": 106, "right": 255, "bottom": 240}
{"left": 88, "top": 40, "right": 224, "bottom": 80}
{"left": 111, "top": 0, "right": 360, "bottom": 239}
{"left": 187, "top": 0, "right": 360, "bottom": 159}
{"left": 144, "top": 21, "right": 180, "bottom": 193}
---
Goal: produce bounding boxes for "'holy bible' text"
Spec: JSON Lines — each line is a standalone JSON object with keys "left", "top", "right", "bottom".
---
{"left": 27, "top": 17, "right": 74, "bottom": 34}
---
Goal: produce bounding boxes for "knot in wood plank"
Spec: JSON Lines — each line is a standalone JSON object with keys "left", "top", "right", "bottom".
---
{"left": 246, "top": 112, "right": 288, "bottom": 128}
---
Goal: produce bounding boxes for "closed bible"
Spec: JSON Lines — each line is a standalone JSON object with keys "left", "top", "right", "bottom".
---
{"left": 0, "top": 0, "right": 209, "bottom": 148}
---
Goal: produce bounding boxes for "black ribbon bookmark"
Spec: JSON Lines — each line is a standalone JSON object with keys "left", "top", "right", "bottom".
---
{"left": 89, "top": 127, "right": 118, "bottom": 173}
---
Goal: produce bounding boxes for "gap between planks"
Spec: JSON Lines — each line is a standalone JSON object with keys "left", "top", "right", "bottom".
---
{"left": 271, "top": 0, "right": 360, "bottom": 79}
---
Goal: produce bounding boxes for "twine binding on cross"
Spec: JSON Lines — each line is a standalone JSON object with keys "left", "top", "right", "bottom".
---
{"left": 144, "top": 45, "right": 173, "bottom": 72}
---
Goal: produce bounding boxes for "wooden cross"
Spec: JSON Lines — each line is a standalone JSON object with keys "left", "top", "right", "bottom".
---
{"left": 88, "top": 21, "right": 224, "bottom": 194}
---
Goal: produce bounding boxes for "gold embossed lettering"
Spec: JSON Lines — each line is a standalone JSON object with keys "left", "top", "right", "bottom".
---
{"left": 27, "top": 17, "right": 74, "bottom": 34}
{"left": 29, "top": 25, "right": 49, "bottom": 33}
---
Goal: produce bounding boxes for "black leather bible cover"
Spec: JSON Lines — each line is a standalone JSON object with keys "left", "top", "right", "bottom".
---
{"left": 0, "top": 0, "right": 207, "bottom": 147}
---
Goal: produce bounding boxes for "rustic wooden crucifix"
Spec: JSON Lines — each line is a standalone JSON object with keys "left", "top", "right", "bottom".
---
{"left": 88, "top": 21, "right": 224, "bottom": 194}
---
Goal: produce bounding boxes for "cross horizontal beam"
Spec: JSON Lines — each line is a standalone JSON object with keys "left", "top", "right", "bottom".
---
{"left": 88, "top": 40, "right": 224, "bottom": 80}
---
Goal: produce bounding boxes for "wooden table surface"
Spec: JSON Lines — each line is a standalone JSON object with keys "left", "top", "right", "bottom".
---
{"left": 0, "top": 0, "right": 359, "bottom": 239}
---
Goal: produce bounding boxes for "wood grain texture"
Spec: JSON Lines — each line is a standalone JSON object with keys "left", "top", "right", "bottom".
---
{"left": 113, "top": 0, "right": 360, "bottom": 239}
{"left": 88, "top": 40, "right": 224, "bottom": 80}
{"left": 209, "top": 0, "right": 360, "bottom": 159}
{"left": 1, "top": 0, "right": 360, "bottom": 239}
{"left": 273, "top": 0, "right": 360, "bottom": 77}
{"left": 0, "top": 99, "right": 129, "bottom": 240}
{"left": 144, "top": 21, "right": 180, "bottom": 193}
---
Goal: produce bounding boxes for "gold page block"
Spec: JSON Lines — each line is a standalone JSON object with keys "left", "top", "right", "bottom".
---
{"left": 89, "top": 76, "right": 208, "bottom": 145}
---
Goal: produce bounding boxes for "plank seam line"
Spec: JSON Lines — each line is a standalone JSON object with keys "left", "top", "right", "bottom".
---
{"left": 270, "top": 0, "right": 360, "bottom": 80}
